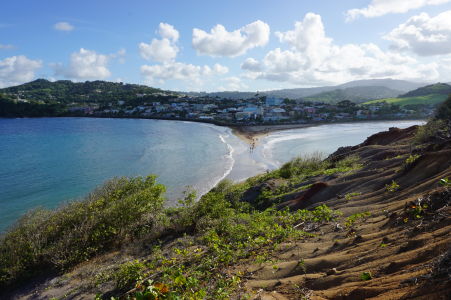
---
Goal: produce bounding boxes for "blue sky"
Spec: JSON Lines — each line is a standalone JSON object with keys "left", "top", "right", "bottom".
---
{"left": 1, "top": 0, "right": 451, "bottom": 91}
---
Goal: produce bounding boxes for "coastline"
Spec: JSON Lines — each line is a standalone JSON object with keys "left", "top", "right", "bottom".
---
{"left": 1, "top": 114, "right": 426, "bottom": 145}
{"left": 230, "top": 123, "right": 315, "bottom": 145}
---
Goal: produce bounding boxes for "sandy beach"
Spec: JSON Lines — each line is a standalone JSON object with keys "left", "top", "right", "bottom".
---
{"left": 230, "top": 123, "right": 315, "bottom": 145}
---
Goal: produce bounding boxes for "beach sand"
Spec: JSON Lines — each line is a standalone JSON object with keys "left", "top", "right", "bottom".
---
{"left": 230, "top": 123, "right": 314, "bottom": 145}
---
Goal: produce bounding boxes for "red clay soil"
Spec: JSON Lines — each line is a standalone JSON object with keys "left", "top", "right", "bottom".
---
{"left": 240, "top": 126, "right": 451, "bottom": 300}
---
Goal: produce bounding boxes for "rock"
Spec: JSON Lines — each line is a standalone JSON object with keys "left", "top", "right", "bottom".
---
{"left": 326, "top": 268, "right": 338, "bottom": 275}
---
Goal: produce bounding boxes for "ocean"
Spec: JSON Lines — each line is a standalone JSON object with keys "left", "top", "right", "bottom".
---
{"left": 0, "top": 118, "right": 423, "bottom": 232}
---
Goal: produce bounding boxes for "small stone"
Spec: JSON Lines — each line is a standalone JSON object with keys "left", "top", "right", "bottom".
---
{"left": 326, "top": 268, "right": 337, "bottom": 275}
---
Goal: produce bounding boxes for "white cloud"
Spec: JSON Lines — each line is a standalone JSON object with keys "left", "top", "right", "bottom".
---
{"left": 347, "top": 0, "right": 451, "bottom": 22}
{"left": 114, "top": 48, "right": 127, "bottom": 64}
{"left": 241, "top": 58, "right": 262, "bottom": 72}
{"left": 158, "top": 23, "right": 179, "bottom": 41}
{"left": 192, "top": 20, "right": 270, "bottom": 57}
{"left": 0, "top": 44, "right": 14, "bottom": 50}
{"left": 52, "top": 48, "right": 111, "bottom": 80}
{"left": 384, "top": 10, "right": 451, "bottom": 56}
{"left": 346, "top": 0, "right": 451, "bottom": 21}
{"left": 139, "top": 38, "right": 178, "bottom": 63}
{"left": 243, "top": 13, "right": 441, "bottom": 86}
{"left": 217, "top": 76, "right": 248, "bottom": 91}
{"left": 141, "top": 62, "right": 228, "bottom": 86}
{"left": 139, "top": 23, "right": 179, "bottom": 63}
{"left": 0, "top": 55, "right": 42, "bottom": 88}
{"left": 54, "top": 22, "right": 74, "bottom": 31}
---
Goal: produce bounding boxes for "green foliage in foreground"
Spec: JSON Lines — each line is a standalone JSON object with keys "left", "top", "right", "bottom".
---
{"left": 0, "top": 176, "right": 165, "bottom": 286}
{"left": 100, "top": 194, "right": 342, "bottom": 299}
{"left": 0, "top": 152, "right": 360, "bottom": 298}
{"left": 413, "top": 94, "right": 451, "bottom": 144}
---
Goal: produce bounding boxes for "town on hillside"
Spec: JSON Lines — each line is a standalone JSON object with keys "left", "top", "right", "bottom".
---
{"left": 69, "top": 94, "right": 434, "bottom": 124}
{"left": 2, "top": 79, "right": 445, "bottom": 123}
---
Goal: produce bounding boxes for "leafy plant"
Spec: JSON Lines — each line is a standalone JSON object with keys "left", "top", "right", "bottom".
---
{"left": 360, "top": 271, "right": 373, "bottom": 281}
{"left": 344, "top": 192, "right": 362, "bottom": 201}
{"left": 439, "top": 177, "right": 451, "bottom": 188}
{"left": 113, "top": 260, "right": 146, "bottom": 290}
{"left": 404, "top": 154, "right": 420, "bottom": 165}
{"left": 344, "top": 211, "right": 371, "bottom": 228}
{"left": 385, "top": 180, "right": 400, "bottom": 192}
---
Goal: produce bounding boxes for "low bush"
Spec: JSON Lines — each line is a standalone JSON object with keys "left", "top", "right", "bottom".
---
{"left": 0, "top": 175, "right": 166, "bottom": 287}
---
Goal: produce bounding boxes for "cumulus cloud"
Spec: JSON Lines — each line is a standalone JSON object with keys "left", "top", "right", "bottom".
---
{"left": 242, "top": 13, "right": 441, "bottom": 86}
{"left": 192, "top": 20, "right": 270, "bottom": 57}
{"left": 52, "top": 48, "right": 112, "bottom": 80}
{"left": 241, "top": 58, "right": 262, "bottom": 72}
{"left": 158, "top": 23, "right": 179, "bottom": 41}
{"left": 139, "top": 23, "right": 179, "bottom": 63}
{"left": 0, "top": 55, "right": 42, "bottom": 88}
{"left": 141, "top": 62, "right": 228, "bottom": 85}
{"left": 346, "top": 0, "right": 451, "bottom": 21}
{"left": 217, "top": 76, "right": 248, "bottom": 91}
{"left": 54, "top": 22, "right": 74, "bottom": 31}
{"left": 384, "top": 10, "right": 451, "bottom": 56}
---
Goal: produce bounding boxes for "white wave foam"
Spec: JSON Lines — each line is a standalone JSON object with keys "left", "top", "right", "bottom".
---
{"left": 197, "top": 133, "right": 235, "bottom": 198}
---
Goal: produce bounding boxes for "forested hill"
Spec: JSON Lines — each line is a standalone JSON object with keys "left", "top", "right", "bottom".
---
{"left": 399, "top": 83, "right": 451, "bottom": 98}
{"left": 0, "top": 79, "right": 177, "bottom": 105}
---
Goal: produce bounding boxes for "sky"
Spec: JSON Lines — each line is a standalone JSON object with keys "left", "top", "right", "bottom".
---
{"left": 1, "top": 0, "right": 451, "bottom": 92}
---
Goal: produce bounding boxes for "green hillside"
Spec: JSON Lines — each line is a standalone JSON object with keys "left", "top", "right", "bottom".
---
{"left": 363, "top": 93, "right": 448, "bottom": 106}
{"left": 0, "top": 79, "right": 174, "bottom": 105}
{"left": 302, "top": 86, "right": 402, "bottom": 104}
{"left": 400, "top": 83, "right": 451, "bottom": 98}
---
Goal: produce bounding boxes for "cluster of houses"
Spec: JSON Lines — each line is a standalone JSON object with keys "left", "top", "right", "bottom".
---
{"left": 72, "top": 94, "right": 433, "bottom": 124}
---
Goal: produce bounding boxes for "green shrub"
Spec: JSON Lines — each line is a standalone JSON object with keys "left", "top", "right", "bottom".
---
{"left": 0, "top": 175, "right": 166, "bottom": 287}
{"left": 405, "top": 154, "right": 420, "bottom": 165}
{"left": 360, "top": 271, "right": 373, "bottom": 281}
{"left": 435, "top": 94, "right": 451, "bottom": 120}
{"left": 344, "top": 192, "right": 362, "bottom": 201}
{"left": 385, "top": 180, "right": 400, "bottom": 192}
{"left": 113, "top": 260, "right": 146, "bottom": 290}
{"left": 414, "top": 119, "right": 446, "bottom": 144}
{"left": 345, "top": 211, "right": 371, "bottom": 228}
{"left": 279, "top": 152, "right": 325, "bottom": 179}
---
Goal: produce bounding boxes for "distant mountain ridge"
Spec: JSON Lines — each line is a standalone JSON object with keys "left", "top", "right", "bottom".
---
{"left": 1, "top": 78, "right": 431, "bottom": 105}
{"left": 188, "top": 79, "right": 427, "bottom": 102}
{"left": 301, "top": 86, "right": 403, "bottom": 104}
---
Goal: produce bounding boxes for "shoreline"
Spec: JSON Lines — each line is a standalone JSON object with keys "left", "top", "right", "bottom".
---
{"left": 1, "top": 115, "right": 426, "bottom": 145}
{"left": 230, "top": 123, "right": 316, "bottom": 145}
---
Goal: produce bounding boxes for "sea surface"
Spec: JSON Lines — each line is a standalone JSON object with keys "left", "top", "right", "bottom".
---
{"left": 0, "top": 118, "right": 423, "bottom": 232}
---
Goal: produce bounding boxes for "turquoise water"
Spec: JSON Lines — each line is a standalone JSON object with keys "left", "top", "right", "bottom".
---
{"left": 0, "top": 118, "right": 240, "bottom": 232}
{"left": 0, "top": 118, "right": 423, "bottom": 232}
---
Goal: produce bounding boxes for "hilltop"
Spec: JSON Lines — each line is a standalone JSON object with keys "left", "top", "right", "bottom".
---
{"left": 0, "top": 79, "right": 175, "bottom": 105}
{"left": 363, "top": 83, "right": 451, "bottom": 107}
{"left": 1, "top": 97, "right": 450, "bottom": 299}
{"left": 400, "top": 83, "right": 451, "bottom": 98}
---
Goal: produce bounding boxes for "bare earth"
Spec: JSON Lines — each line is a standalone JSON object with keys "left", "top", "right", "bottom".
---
{"left": 3, "top": 125, "right": 450, "bottom": 299}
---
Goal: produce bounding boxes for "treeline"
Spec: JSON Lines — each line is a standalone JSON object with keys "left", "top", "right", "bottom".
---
{"left": 0, "top": 94, "right": 66, "bottom": 117}
{"left": 0, "top": 79, "right": 172, "bottom": 105}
